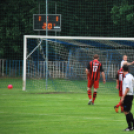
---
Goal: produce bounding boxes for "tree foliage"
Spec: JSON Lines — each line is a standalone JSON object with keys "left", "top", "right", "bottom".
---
{"left": 0, "top": 0, "right": 134, "bottom": 59}
{"left": 111, "top": 0, "right": 134, "bottom": 25}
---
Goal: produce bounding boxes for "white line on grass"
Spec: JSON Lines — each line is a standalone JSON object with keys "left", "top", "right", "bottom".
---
{"left": 0, "top": 111, "right": 124, "bottom": 122}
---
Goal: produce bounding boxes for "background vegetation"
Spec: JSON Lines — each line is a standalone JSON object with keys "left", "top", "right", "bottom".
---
{"left": 0, "top": 0, "right": 134, "bottom": 60}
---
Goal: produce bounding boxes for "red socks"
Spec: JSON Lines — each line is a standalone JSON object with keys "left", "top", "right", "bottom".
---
{"left": 116, "top": 99, "right": 124, "bottom": 112}
{"left": 87, "top": 90, "right": 97, "bottom": 104}
{"left": 92, "top": 92, "right": 97, "bottom": 103}
{"left": 116, "top": 101, "right": 121, "bottom": 108}
{"left": 87, "top": 90, "right": 92, "bottom": 100}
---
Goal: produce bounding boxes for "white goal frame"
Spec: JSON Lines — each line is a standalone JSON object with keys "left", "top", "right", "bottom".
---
{"left": 23, "top": 35, "right": 134, "bottom": 91}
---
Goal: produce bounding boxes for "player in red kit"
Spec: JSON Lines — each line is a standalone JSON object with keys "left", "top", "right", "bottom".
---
{"left": 86, "top": 54, "right": 106, "bottom": 105}
{"left": 114, "top": 67, "right": 124, "bottom": 113}
{"left": 114, "top": 60, "right": 134, "bottom": 113}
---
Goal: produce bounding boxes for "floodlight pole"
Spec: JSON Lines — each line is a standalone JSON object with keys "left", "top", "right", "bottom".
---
{"left": 38, "top": 1, "right": 40, "bottom": 78}
{"left": 55, "top": 2, "right": 57, "bottom": 36}
{"left": 55, "top": 2, "right": 57, "bottom": 61}
{"left": 38, "top": 1, "right": 40, "bottom": 35}
{"left": 46, "top": 0, "right": 48, "bottom": 90}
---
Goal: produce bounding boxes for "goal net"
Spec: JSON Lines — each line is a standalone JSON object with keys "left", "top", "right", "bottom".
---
{"left": 23, "top": 36, "right": 134, "bottom": 94}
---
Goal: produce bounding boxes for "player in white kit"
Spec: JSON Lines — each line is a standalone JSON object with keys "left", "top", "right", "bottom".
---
{"left": 121, "top": 65, "right": 134, "bottom": 131}
{"left": 120, "top": 55, "right": 134, "bottom": 67}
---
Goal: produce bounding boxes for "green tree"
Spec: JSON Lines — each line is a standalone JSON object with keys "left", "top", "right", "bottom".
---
{"left": 111, "top": 0, "right": 134, "bottom": 36}
{"left": 1, "top": 0, "right": 134, "bottom": 61}
{"left": 0, "top": 0, "right": 39, "bottom": 59}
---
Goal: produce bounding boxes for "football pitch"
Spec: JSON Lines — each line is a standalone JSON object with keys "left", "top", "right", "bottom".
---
{"left": 0, "top": 79, "right": 132, "bottom": 134}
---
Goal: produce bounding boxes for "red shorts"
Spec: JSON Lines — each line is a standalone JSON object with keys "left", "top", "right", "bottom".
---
{"left": 87, "top": 80, "right": 99, "bottom": 89}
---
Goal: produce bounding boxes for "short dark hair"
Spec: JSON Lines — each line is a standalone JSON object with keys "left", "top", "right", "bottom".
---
{"left": 122, "top": 65, "right": 129, "bottom": 72}
{"left": 93, "top": 54, "right": 99, "bottom": 59}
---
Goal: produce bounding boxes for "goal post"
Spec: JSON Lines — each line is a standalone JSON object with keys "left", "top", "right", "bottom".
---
{"left": 23, "top": 35, "right": 134, "bottom": 93}
{"left": 23, "top": 35, "right": 27, "bottom": 91}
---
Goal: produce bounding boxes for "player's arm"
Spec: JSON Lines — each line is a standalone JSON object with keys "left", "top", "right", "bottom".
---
{"left": 127, "top": 61, "right": 134, "bottom": 66}
{"left": 85, "top": 68, "right": 89, "bottom": 75}
{"left": 100, "top": 64, "right": 106, "bottom": 84}
{"left": 121, "top": 87, "right": 129, "bottom": 103}
{"left": 121, "top": 79, "right": 130, "bottom": 103}
{"left": 101, "top": 72, "right": 106, "bottom": 84}
{"left": 116, "top": 80, "right": 119, "bottom": 89}
{"left": 132, "top": 78, "right": 134, "bottom": 88}
{"left": 85, "top": 63, "right": 90, "bottom": 75}
{"left": 116, "top": 73, "right": 119, "bottom": 89}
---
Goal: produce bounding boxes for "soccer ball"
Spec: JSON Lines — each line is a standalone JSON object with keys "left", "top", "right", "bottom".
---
{"left": 8, "top": 84, "right": 13, "bottom": 89}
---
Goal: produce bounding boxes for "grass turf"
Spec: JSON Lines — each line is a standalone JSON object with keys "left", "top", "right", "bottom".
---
{"left": 0, "top": 77, "right": 118, "bottom": 94}
{"left": 0, "top": 88, "right": 131, "bottom": 134}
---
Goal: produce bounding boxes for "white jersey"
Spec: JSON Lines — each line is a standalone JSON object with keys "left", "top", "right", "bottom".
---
{"left": 121, "top": 60, "right": 124, "bottom": 68}
{"left": 121, "top": 60, "right": 128, "bottom": 68}
{"left": 123, "top": 73, "right": 134, "bottom": 95}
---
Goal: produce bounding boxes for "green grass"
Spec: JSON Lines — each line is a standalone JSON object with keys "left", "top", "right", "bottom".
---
{"left": 0, "top": 78, "right": 117, "bottom": 94}
{"left": 0, "top": 89, "right": 131, "bottom": 133}
{"left": 0, "top": 78, "right": 128, "bottom": 134}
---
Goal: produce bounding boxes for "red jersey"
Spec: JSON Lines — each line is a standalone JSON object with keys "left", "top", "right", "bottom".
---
{"left": 116, "top": 68, "right": 123, "bottom": 97}
{"left": 87, "top": 60, "right": 103, "bottom": 81}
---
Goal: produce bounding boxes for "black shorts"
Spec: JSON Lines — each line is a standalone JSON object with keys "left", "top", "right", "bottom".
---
{"left": 123, "top": 95, "right": 133, "bottom": 112}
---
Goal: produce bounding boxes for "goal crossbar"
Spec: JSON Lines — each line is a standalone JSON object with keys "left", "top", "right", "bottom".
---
{"left": 24, "top": 35, "right": 134, "bottom": 40}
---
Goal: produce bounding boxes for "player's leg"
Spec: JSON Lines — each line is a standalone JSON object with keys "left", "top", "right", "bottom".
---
{"left": 114, "top": 101, "right": 120, "bottom": 113}
{"left": 114, "top": 98, "right": 122, "bottom": 113}
{"left": 87, "top": 80, "right": 93, "bottom": 105}
{"left": 92, "top": 88, "right": 97, "bottom": 104}
{"left": 92, "top": 81, "right": 99, "bottom": 104}
{"left": 124, "top": 111, "right": 133, "bottom": 131}
{"left": 114, "top": 91, "right": 123, "bottom": 113}
{"left": 123, "top": 96, "right": 133, "bottom": 131}
{"left": 119, "top": 91, "right": 124, "bottom": 112}
{"left": 121, "top": 104, "right": 124, "bottom": 113}
{"left": 87, "top": 87, "right": 92, "bottom": 100}
{"left": 87, "top": 88, "right": 92, "bottom": 105}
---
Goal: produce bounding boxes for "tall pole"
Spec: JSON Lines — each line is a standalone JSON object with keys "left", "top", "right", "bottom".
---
{"left": 55, "top": 2, "right": 57, "bottom": 36}
{"left": 55, "top": 2, "right": 57, "bottom": 61}
{"left": 38, "top": 1, "right": 40, "bottom": 77}
{"left": 46, "top": 0, "right": 48, "bottom": 90}
{"left": 38, "top": 1, "right": 40, "bottom": 35}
